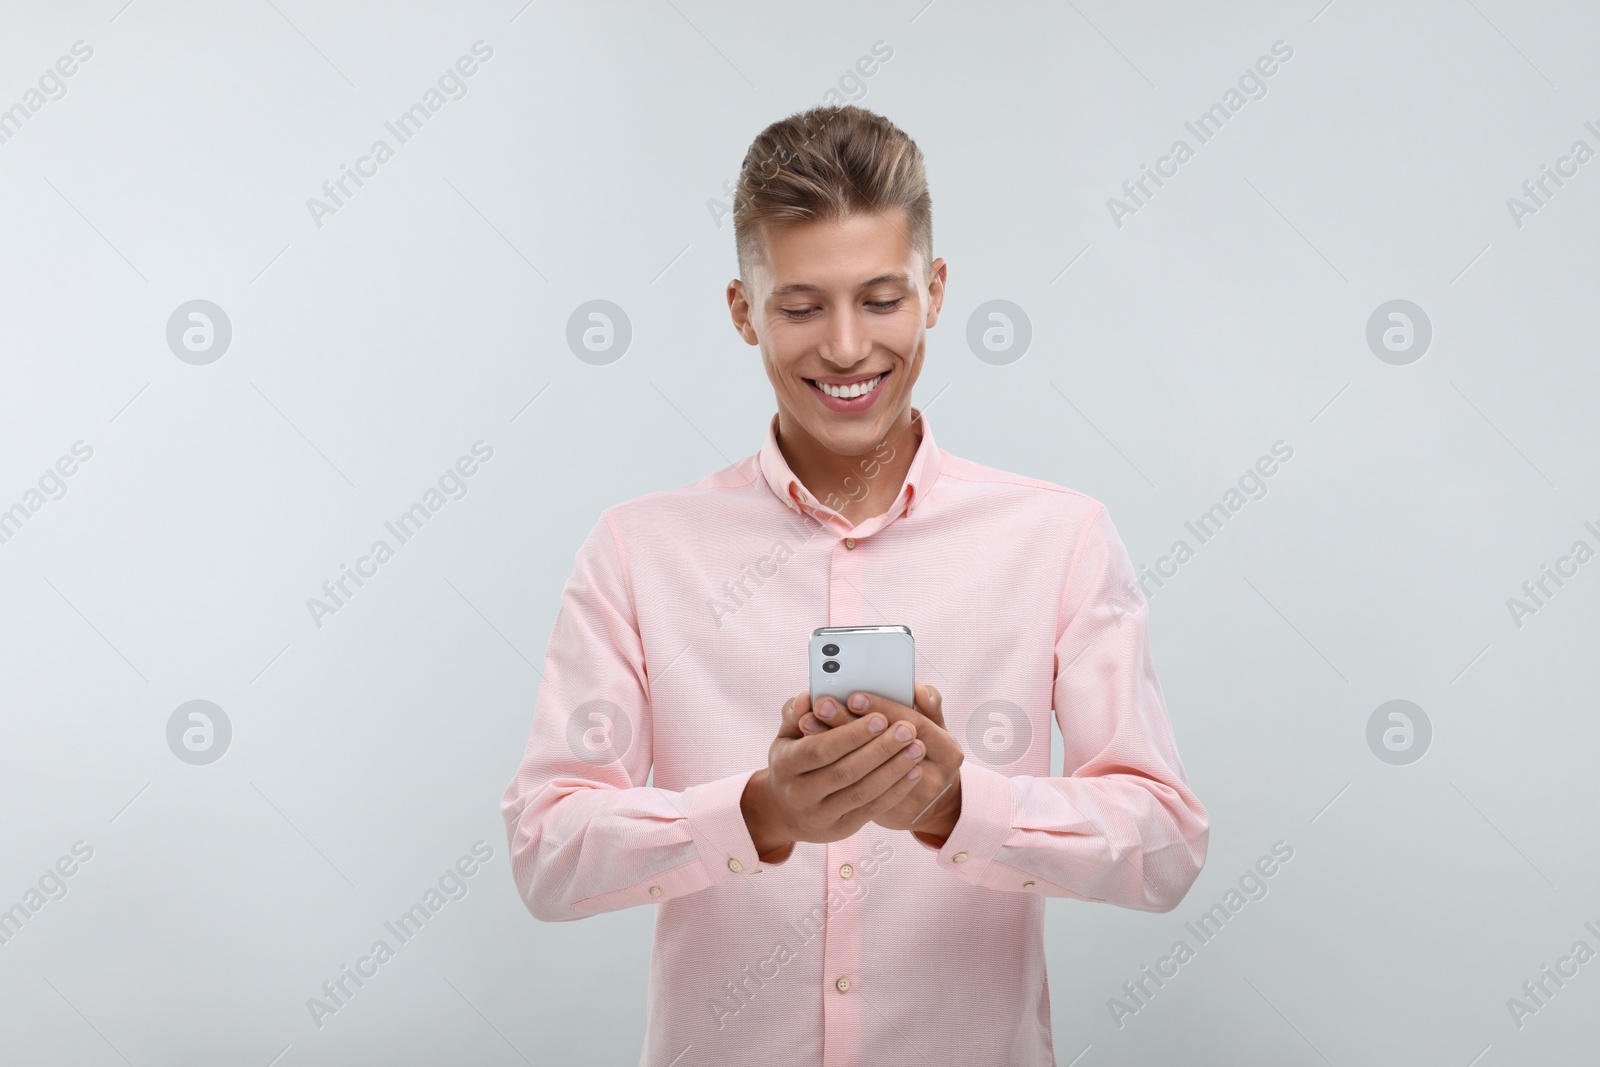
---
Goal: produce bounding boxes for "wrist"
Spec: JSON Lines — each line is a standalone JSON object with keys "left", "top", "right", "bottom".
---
{"left": 917, "top": 776, "right": 962, "bottom": 842}
{"left": 741, "top": 769, "right": 795, "bottom": 861}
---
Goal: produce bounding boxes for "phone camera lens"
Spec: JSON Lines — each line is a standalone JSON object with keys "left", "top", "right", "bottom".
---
{"left": 822, "top": 643, "right": 839, "bottom": 656}
{"left": 822, "top": 660, "right": 840, "bottom": 674}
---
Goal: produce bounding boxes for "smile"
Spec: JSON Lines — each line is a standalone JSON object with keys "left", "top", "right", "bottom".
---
{"left": 807, "top": 371, "right": 887, "bottom": 400}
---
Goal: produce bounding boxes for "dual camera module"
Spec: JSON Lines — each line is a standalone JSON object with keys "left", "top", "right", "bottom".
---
{"left": 821, "top": 642, "right": 840, "bottom": 673}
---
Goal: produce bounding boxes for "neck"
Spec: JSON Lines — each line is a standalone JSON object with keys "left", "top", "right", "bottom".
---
{"left": 776, "top": 406, "right": 923, "bottom": 525}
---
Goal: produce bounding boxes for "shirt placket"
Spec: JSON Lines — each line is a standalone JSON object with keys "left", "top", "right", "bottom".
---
{"left": 822, "top": 522, "right": 865, "bottom": 1067}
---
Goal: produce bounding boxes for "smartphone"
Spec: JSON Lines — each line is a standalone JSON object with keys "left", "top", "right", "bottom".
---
{"left": 809, "top": 625, "right": 915, "bottom": 710}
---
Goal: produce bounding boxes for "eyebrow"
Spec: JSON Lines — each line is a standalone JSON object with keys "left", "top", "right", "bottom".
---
{"left": 768, "top": 273, "right": 912, "bottom": 298}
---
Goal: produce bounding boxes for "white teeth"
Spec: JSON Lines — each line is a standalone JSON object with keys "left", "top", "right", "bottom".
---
{"left": 818, "top": 374, "right": 883, "bottom": 399}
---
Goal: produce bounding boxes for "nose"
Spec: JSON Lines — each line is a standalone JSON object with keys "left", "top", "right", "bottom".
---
{"left": 818, "top": 306, "right": 872, "bottom": 371}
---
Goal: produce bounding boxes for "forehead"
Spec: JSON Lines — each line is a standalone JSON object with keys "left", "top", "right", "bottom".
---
{"left": 754, "top": 209, "right": 920, "bottom": 294}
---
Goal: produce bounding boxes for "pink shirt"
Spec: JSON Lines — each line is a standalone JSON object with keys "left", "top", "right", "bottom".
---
{"left": 501, "top": 409, "right": 1209, "bottom": 1066}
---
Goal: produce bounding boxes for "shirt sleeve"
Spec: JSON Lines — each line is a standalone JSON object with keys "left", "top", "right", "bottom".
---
{"left": 500, "top": 510, "right": 782, "bottom": 923}
{"left": 911, "top": 502, "right": 1210, "bottom": 913}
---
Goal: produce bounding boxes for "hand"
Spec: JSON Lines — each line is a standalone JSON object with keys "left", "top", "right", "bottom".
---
{"left": 802, "top": 680, "right": 947, "bottom": 732}
{"left": 804, "top": 684, "right": 963, "bottom": 843}
{"left": 740, "top": 689, "right": 928, "bottom": 863}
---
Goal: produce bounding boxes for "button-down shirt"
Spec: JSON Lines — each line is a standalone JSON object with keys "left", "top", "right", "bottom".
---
{"left": 501, "top": 408, "right": 1209, "bottom": 1067}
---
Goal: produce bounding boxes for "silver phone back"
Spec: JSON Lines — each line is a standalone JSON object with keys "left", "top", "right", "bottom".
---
{"left": 809, "top": 626, "right": 915, "bottom": 708}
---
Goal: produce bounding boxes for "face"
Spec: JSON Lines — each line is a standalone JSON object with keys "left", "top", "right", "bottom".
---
{"left": 728, "top": 209, "right": 946, "bottom": 458}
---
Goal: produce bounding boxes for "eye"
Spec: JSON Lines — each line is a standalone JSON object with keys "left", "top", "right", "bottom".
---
{"left": 781, "top": 307, "right": 818, "bottom": 320}
{"left": 868, "top": 299, "right": 902, "bottom": 311}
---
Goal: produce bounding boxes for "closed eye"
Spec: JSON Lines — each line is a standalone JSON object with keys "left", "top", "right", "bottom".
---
{"left": 780, "top": 299, "right": 903, "bottom": 320}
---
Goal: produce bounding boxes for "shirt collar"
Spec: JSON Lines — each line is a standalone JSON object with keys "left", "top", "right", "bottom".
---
{"left": 757, "top": 407, "right": 941, "bottom": 523}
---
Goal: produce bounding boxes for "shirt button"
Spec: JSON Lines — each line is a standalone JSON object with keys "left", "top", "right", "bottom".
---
{"left": 844, "top": 538, "right": 857, "bottom": 550}
{"left": 1022, "top": 881, "right": 1035, "bottom": 889}
{"left": 953, "top": 852, "right": 968, "bottom": 863}
{"left": 649, "top": 886, "right": 662, "bottom": 896}
{"left": 839, "top": 864, "right": 854, "bottom": 879}
{"left": 728, "top": 858, "right": 744, "bottom": 873}
{"left": 835, "top": 976, "right": 851, "bottom": 993}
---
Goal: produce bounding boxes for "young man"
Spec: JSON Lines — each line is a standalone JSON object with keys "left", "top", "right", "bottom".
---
{"left": 501, "top": 105, "right": 1208, "bottom": 1067}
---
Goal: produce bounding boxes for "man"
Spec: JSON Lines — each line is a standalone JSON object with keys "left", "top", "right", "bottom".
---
{"left": 501, "top": 104, "right": 1209, "bottom": 1066}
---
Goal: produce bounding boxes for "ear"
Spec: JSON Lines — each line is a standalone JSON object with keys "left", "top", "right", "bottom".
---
{"left": 727, "top": 279, "right": 760, "bottom": 345}
{"left": 923, "top": 257, "right": 947, "bottom": 329}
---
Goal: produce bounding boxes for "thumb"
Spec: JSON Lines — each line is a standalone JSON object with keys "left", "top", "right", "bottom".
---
{"left": 777, "top": 690, "right": 810, "bottom": 740}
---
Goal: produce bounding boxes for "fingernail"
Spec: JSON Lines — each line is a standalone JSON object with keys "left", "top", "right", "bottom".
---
{"left": 907, "top": 741, "right": 924, "bottom": 759}
{"left": 894, "top": 723, "right": 913, "bottom": 742}
{"left": 868, "top": 714, "right": 886, "bottom": 733}
{"left": 907, "top": 765, "right": 923, "bottom": 781}
{"left": 800, "top": 715, "right": 818, "bottom": 732}
{"left": 817, "top": 700, "right": 835, "bottom": 719}
{"left": 849, "top": 693, "right": 869, "bottom": 711}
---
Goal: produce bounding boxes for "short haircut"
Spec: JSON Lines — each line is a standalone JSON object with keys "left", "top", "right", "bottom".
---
{"left": 733, "top": 104, "right": 933, "bottom": 284}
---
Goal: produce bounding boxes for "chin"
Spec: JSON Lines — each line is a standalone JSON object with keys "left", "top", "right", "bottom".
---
{"left": 812, "top": 413, "right": 894, "bottom": 455}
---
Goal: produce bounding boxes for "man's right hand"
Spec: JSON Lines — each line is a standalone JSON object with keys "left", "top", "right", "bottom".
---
{"left": 740, "top": 690, "right": 927, "bottom": 862}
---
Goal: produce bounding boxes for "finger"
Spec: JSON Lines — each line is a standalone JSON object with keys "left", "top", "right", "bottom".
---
{"left": 786, "top": 709, "right": 899, "bottom": 776}
{"left": 845, "top": 690, "right": 923, "bottom": 731}
{"left": 876, "top": 760, "right": 946, "bottom": 822}
{"left": 809, "top": 719, "right": 922, "bottom": 807}
{"left": 818, "top": 737, "right": 927, "bottom": 825}
{"left": 808, "top": 694, "right": 864, "bottom": 731}
{"left": 916, "top": 683, "right": 944, "bottom": 727}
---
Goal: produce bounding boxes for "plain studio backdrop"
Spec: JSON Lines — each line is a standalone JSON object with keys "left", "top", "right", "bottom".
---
{"left": 2, "top": 1, "right": 1598, "bottom": 1064}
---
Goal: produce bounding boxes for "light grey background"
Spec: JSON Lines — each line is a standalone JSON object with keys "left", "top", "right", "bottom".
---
{"left": 2, "top": 1, "right": 1596, "bottom": 1064}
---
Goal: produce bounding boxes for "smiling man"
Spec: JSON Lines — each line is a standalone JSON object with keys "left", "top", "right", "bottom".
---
{"left": 501, "top": 104, "right": 1209, "bottom": 1067}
